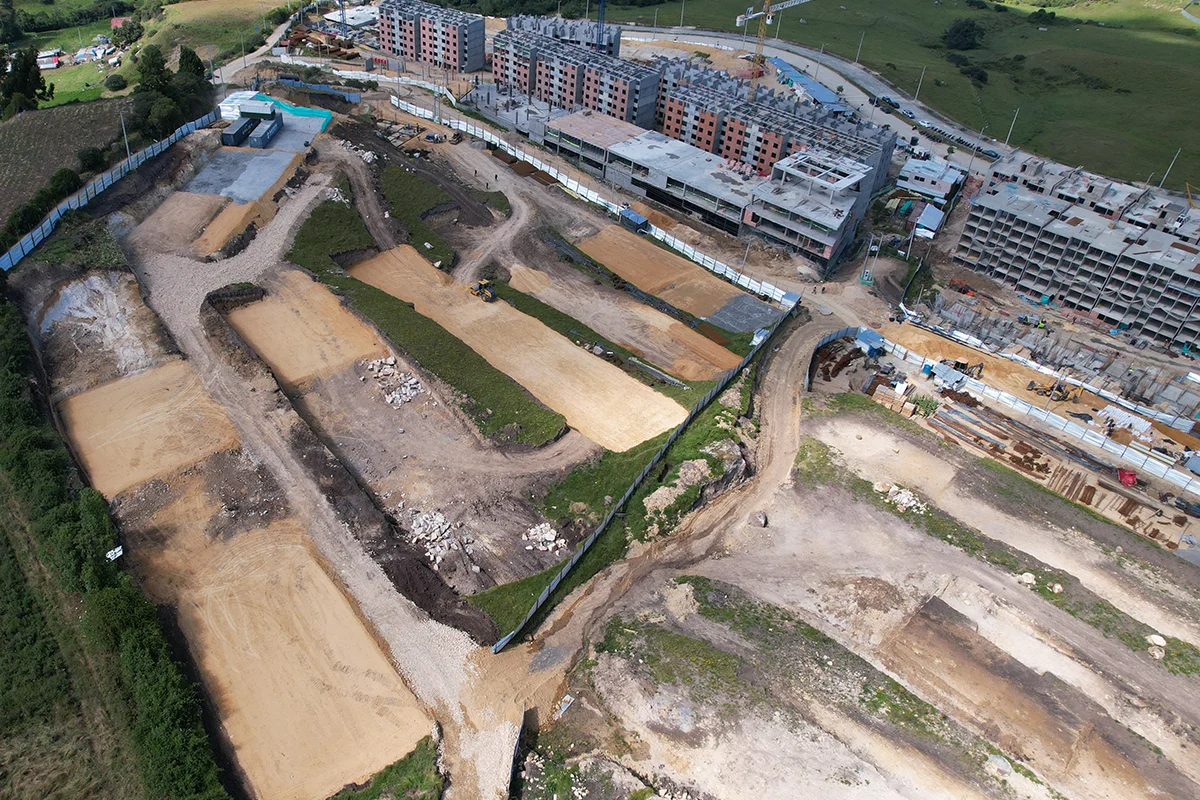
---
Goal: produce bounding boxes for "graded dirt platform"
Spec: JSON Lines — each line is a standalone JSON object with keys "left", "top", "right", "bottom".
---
{"left": 350, "top": 246, "right": 687, "bottom": 451}
{"left": 575, "top": 226, "right": 780, "bottom": 332}
{"left": 509, "top": 263, "right": 741, "bottom": 381}
{"left": 123, "top": 471, "right": 433, "bottom": 800}
{"left": 126, "top": 191, "right": 230, "bottom": 256}
{"left": 227, "top": 269, "right": 387, "bottom": 388}
{"left": 57, "top": 359, "right": 239, "bottom": 497}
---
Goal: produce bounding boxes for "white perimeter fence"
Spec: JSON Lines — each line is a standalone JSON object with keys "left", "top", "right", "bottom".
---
{"left": 1, "top": 111, "right": 219, "bottom": 272}
{"left": 389, "top": 95, "right": 798, "bottom": 309}
{"left": 883, "top": 337, "right": 1200, "bottom": 498}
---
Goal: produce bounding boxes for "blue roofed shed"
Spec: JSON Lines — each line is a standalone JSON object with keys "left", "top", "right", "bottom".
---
{"left": 619, "top": 207, "right": 650, "bottom": 233}
{"left": 855, "top": 328, "right": 884, "bottom": 357}
{"left": 768, "top": 57, "right": 852, "bottom": 112}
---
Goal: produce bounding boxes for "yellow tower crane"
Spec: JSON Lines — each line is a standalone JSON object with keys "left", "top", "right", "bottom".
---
{"left": 736, "top": 0, "right": 815, "bottom": 88}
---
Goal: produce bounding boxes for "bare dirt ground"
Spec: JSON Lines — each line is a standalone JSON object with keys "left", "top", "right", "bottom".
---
{"left": 350, "top": 246, "right": 688, "bottom": 451}
{"left": 125, "top": 191, "right": 229, "bottom": 257}
{"left": 57, "top": 359, "right": 240, "bottom": 497}
{"left": 30, "top": 270, "right": 180, "bottom": 402}
{"left": 576, "top": 226, "right": 750, "bottom": 319}
{"left": 226, "top": 269, "right": 387, "bottom": 389}
{"left": 508, "top": 262, "right": 741, "bottom": 381}
{"left": 225, "top": 266, "right": 597, "bottom": 593}
{"left": 117, "top": 457, "right": 434, "bottom": 800}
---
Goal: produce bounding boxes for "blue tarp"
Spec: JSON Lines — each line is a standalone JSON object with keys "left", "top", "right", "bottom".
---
{"left": 767, "top": 57, "right": 852, "bottom": 112}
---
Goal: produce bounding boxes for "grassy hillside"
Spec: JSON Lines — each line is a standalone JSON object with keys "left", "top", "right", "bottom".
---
{"left": 606, "top": 0, "right": 1200, "bottom": 189}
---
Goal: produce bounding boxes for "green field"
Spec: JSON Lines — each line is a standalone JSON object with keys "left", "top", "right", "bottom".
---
{"left": 606, "top": 0, "right": 1200, "bottom": 189}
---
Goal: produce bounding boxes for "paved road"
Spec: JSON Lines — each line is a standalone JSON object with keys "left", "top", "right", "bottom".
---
{"left": 213, "top": 19, "right": 293, "bottom": 85}
{"left": 624, "top": 25, "right": 1013, "bottom": 175}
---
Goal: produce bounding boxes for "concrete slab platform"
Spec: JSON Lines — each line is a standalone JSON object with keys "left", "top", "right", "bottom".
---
{"left": 269, "top": 111, "right": 326, "bottom": 154}
{"left": 708, "top": 293, "right": 783, "bottom": 333}
{"left": 186, "top": 149, "right": 296, "bottom": 204}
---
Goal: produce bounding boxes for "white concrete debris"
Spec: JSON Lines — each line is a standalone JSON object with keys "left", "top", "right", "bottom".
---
{"left": 405, "top": 508, "right": 475, "bottom": 569}
{"left": 522, "top": 522, "right": 567, "bottom": 554}
{"left": 325, "top": 186, "right": 351, "bottom": 206}
{"left": 1146, "top": 633, "right": 1167, "bottom": 648}
{"left": 339, "top": 138, "right": 377, "bottom": 164}
{"left": 876, "top": 483, "right": 929, "bottom": 514}
{"left": 363, "top": 356, "right": 423, "bottom": 407}
{"left": 1019, "top": 572, "right": 1037, "bottom": 585}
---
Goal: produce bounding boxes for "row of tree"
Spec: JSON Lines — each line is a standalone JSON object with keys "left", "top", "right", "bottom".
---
{"left": 0, "top": 288, "right": 232, "bottom": 800}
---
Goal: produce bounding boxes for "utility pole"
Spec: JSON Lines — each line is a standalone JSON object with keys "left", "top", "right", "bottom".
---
{"left": 855, "top": 31, "right": 864, "bottom": 64}
{"left": 914, "top": 65, "right": 926, "bottom": 102}
{"left": 119, "top": 109, "right": 132, "bottom": 161}
{"left": 813, "top": 43, "right": 825, "bottom": 82}
{"left": 775, "top": 9, "right": 783, "bottom": 40}
{"left": 680, "top": 0, "right": 686, "bottom": 27}
{"left": 241, "top": 30, "right": 247, "bottom": 74}
{"left": 1004, "top": 106, "right": 1020, "bottom": 147}
{"left": 1160, "top": 147, "right": 1182, "bottom": 188}
{"left": 652, "top": 8, "right": 657, "bottom": 38}
{"left": 584, "top": 0, "right": 589, "bottom": 21}
{"left": 965, "top": 121, "right": 989, "bottom": 176}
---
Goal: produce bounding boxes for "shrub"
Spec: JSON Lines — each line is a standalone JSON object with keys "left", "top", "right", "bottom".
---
{"left": 77, "top": 146, "right": 106, "bottom": 173}
{"left": 104, "top": 73, "right": 127, "bottom": 91}
{"left": 48, "top": 167, "right": 81, "bottom": 197}
{"left": 942, "top": 18, "right": 986, "bottom": 50}
{"left": 960, "top": 64, "right": 990, "bottom": 84}
{"left": 946, "top": 52, "right": 970, "bottom": 67}
{"left": 1028, "top": 8, "right": 1056, "bottom": 24}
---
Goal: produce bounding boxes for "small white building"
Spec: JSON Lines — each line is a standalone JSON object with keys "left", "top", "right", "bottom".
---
{"left": 897, "top": 155, "right": 965, "bottom": 207}
{"left": 322, "top": 5, "right": 379, "bottom": 27}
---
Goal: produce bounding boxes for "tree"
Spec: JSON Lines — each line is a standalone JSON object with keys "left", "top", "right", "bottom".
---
{"left": 1028, "top": 8, "right": 1056, "bottom": 24}
{"left": 111, "top": 18, "right": 142, "bottom": 49}
{"left": 177, "top": 45, "right": 204, "bottom": 78}
{"left": 103, "top": 73, "right": 127, "bottom": 91}
{"left": 1, "top": 47, "right": 53, "bottom": 117}
{"left": 942, "top": 18, "right": 985, "bottom": 50}
{"left": 77, "top": 146, "right": 106, "bottom": 172}
{"left": 145, "top": 94, "right": 182, "bottom": 138}
{"left": 0, "top": 0, "right": 18, "bottom": 44}
{"left": 136, "top": 44, "right": 169, "bottom": 92}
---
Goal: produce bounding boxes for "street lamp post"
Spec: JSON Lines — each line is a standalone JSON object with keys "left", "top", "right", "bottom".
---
{"left": 854, "top": 31, "right": 864, "bottom": 64}
{"left": 914, "top": 65, "right": 926, "bottom": 102}
{"left": 965, "top": 121, "right": 990, "bottom": 176}
{"left": 680, "top": 0, "right": 686, "bottom": 27}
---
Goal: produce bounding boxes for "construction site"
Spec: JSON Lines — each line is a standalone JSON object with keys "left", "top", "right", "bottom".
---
{"left": 2, "top": 8, "right": 1200, "bottom": 800}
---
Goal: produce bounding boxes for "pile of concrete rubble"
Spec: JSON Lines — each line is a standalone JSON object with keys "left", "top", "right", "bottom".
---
{"left": 339, "top": 139, "right": 377, "bottom": 164}
{"left": 523, "top": 522, "right": 567, "bottom": 554}
{"left": 407, "top": 509, "right": 476, "bottom": 570}
{"left": 873, "top": 482, "right": 929, "bottom": 515}
{"left": 326, "top": 186, "right": 351, "bottom": 206}
{"left": 363, "top": 356, "right": 423, "bottom": 407}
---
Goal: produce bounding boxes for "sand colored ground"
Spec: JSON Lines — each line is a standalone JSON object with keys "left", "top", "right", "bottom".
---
{"left": 127, "top": 191, "right": 230, "bottom": 256}
{"left": 508, "top": 263, "right": 741, "bottom": 381}
{"left": 227, "top": 270, "right": 387, "bottom": 388}
{"left": 57, "top": 359, "right": 239, "bottom": 497}
{"left": 576, "top": 226, "right": 745, "bottom": 318}
{"left": 349, "top": 246, "right": 688, "bottom": 451}
{"left": 630, "top": 201, "right": 677, "bottom": 231}
{"left": 128, "top": 478, "right": 432, "bottom": 800}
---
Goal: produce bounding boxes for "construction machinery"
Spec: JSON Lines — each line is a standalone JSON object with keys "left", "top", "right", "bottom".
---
{"left": 736, "top": 0, "right": 814, "bottom": 86}
{"left": 1026, "top": 380, "right": 1083, "bottom": 402}
{"left": 469, "top": 280, "right": 497, "bottom": 302}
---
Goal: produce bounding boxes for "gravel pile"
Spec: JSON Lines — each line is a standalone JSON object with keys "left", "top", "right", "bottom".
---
{"left": 407, "top": 509, "right": 476, "bottom": 569}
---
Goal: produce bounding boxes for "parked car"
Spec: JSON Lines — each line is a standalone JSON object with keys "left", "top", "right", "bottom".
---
{"left": 918, "top": 119, "right": 931, "bottom": 128}
{"left": 981, "top": 148, "right": 1001, "bottom": 159}
{"left": 901, "top": 108, "right": 916, "bottom": 119}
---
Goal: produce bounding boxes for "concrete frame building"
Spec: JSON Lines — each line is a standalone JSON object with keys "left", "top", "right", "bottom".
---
{"left": 378, "top": 0, "right": 484, "bottom": 72}
{"left": 954, "top": 153, "right": 1200, "bottom": 347}
{"left": 493, "top": 30, "right": 660, "bottom": 127}
{"left": 655, "top": 62, "right": 894, "bottom": 188}
{"left": 896, "top": 156, "right": 965, "bottom": 207}
{"left": 506, "top": 14, "right": 621, "bottom": 56}
{"left": 545, "top": 112, "right": 871, "bottom": 268}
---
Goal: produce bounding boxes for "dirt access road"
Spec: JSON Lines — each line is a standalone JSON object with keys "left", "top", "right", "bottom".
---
{"left": 350, "top": 246, "right": 688, "bottom": 451}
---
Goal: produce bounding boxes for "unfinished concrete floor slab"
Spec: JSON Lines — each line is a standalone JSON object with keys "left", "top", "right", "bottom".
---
{"left": 575, "top": 227, "right": 781, "bottom": 332}
{"left": 186, "top": 148, "right": 298, "bottom": 204}
{"left": 349, "top": 246, "right": 688, "bottom": 451}
{"left": 226, "top": 270, "right": 387, "bottom": 388}
{"left": 121, "top": 464, "right": 434, "bottom": 800}
{"left": 126, "top": 191, "right": 230, "bottom": 256}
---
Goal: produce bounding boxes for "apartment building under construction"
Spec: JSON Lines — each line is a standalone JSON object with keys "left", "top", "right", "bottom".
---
{"left": 954, "top": 153, "right": 1200, "bottom": 348}
{"left": 506, "top": 14, "right": 621, "bottom": 56}
{"left": 377, "top": 0, "right": 485, "bottom": 72}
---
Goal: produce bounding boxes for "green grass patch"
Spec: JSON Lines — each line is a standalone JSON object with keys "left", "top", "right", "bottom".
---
{"left": 30, "top": 211, "right": 127, "bottom": 269}
{"left": 379, "top": 165, "right": 454, "bottom": 268}
{"left": 288, "top": 197, "right": 566, "bottom": 446}
{"left": 329, "top": 736, "right": 443, "bottom": 800}
{"left": 491, "top": 280, "right": 713, "bottom": 406}
{"left": 602, "top": 0, "right": 1200, "bottom": 190}
{"left": 470, "top": 188, "right": 511, "bottom": 216}
{"left": 596, "top": 615, "right": 745, "bottom": 701}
